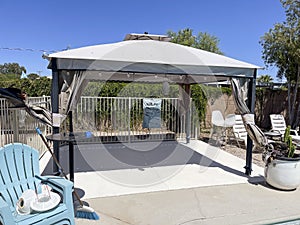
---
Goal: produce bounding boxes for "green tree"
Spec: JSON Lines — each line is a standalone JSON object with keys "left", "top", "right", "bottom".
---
{"left": 0, "top": 73, "right": 20, "bottom": 80}
{"left": 195, "top": 32, "right": 223, "bottom": 55}
{"left": 167, "top": 28, "right": 223, "bottom": 54}
{"left": 167, "top": 28, "right": 196, "bottom": 47}
{"left": 0, "top": 76, "right": 51, "bottom": 97}
{"left": 0, "top": 62, "right": 51, "bottom": 96}
{"left": 0, "top": 63, "right": 26, "bottom": 78}
{"left": 27, "top": 73, "right": 40, "bottom": 80}
{"left": 260, "top": 0, "right": 300, "bottom": 128}
{"left": 257, "top": 74, "right": 274, "bottom": 84}
{"left": 27, "top": 77, "right": 51, "bottom": 96}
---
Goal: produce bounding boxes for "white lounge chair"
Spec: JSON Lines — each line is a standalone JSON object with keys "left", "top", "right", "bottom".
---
{"left": 270, "top": 114, "right": 300, "bottom": 144}
{"left": 233, "top": 115, "right": 248, "bottom": 147}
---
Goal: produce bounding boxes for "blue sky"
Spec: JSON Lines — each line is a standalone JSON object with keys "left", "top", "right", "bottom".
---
{"left": 0, "top": 0, "right": 286, "bottom": 80}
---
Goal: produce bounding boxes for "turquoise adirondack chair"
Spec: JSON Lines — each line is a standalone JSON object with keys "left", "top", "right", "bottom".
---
{"left": 0, "top": 143, "right": 75, "bottom": 225}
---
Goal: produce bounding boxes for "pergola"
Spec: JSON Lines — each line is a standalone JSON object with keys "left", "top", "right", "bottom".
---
{"left": 46, "top": 33, "right": 260, "bottom": 175}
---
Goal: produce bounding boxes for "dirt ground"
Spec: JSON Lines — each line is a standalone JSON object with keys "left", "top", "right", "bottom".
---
{"left": 200, "top": 130, "right": 265, "bottom": 168}
{"left": 220, "top": 142, "right": 265, "bottom": 167}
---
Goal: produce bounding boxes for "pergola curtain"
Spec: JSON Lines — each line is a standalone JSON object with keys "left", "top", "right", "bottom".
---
{"left": 59, "top": 71, "right": 88, "bottom": 115}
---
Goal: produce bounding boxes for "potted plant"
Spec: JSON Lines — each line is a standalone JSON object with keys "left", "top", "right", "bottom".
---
{"left": 263, "top": 126, "right": 300, "bottom": 190}
{"left": 230, "top": 78, "right": 300, "bottom": 190}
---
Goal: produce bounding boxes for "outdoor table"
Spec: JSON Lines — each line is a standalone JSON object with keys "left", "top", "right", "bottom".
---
{"left": 264, "top": 131, "right": 282, "bottom": 141}
{"left": 46, "top": 132, "right": 92, "bottom": 182}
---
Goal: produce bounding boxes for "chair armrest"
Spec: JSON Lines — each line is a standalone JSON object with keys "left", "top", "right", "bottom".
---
{"left": 35, "top": 175, "right": 74, "bottom": 205}
{"left": 290, "top": 129, "right": 298, "bottom": 136}
{"left": 0, "top": 196, "right": 15, "bottom": 225}
{"left": 269, "top": 129, "right": 282, "bottom": 135}
{"left": 270, "top": 128, "right": 298, "bottom": 136}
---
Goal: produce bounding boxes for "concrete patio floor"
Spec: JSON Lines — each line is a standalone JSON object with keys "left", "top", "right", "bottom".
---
{"left": 76, "top": 183, "right": 300, "bottom": 225}
{"left": 43, "top": 140, "right": 264, "bottom": 199}
{"left": 42, "top": 140, "right": 300, "bottom": 224}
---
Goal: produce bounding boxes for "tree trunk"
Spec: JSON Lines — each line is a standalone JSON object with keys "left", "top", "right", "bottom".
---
{"left": 294, "top": 65, "right": 300, "bottom": 128}
{"left": 288, "top": 81, "right": 292, "bottom": 125}
{"left": 288, "top": 65, "right": 300, "bottom": 129}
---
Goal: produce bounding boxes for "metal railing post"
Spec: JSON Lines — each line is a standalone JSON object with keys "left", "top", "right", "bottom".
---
{"left": 128, "top": 97, "right": 131, "bottom": 143}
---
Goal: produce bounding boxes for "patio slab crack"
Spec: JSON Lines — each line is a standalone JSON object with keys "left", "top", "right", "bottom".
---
{"left": 98, "top": 211, "right": 136, "bottom": 225}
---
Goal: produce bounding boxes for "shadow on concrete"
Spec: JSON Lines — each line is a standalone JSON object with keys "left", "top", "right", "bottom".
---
{"left": 42, "top": 140, "right": 260, "bottom": 184}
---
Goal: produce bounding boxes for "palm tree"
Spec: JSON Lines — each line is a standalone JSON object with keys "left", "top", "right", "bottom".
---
{"left": 257, "top": 74, "right": 273, "bottom": 85}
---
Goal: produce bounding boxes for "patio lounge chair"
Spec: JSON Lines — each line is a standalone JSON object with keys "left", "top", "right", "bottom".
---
{"left": 232, "top": 115, "right": 248, "bottom": 147}
{"left": 0, "top": 143, "right": 75, "bottom": 225}
{"left": 270, "top": 114, "right": 300, "bottom": 144}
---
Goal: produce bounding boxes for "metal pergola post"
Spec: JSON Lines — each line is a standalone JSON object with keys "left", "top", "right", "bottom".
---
{"left": 51, "top": 58, "right": 60, "bottom": 173}
{"left": 184, "top": 84, "right": 191, "bottom": 144}
{"left": 245, "top": 69, "right": 257, "bottom": 175}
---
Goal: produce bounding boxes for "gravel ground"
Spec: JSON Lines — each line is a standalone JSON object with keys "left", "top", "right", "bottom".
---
{"left": 220, "top": 143, "right": 265, "bottom": 168}
{"left": 200, "top": 131, "right": 265, "bottom": 168}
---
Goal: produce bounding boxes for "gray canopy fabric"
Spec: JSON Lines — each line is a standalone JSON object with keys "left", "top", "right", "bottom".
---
{"left": 59, "top": 71, "right": 88, "bottom": 113}
{"left": 46, "top": 38, "right": 260, "bottom": 115}
{"left": 231, "top": 78, "right": 268, "bottom": 151}
{"left": 230, "top": 78, "right": 250, "bottom": 114}
{"left": 47, "top": 39, "right": 259, "bottom": 79}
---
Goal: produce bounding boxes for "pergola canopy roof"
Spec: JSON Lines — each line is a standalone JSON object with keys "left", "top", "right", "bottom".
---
{"left": 47, "top": 38, "right": 260, "bottom": 84}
